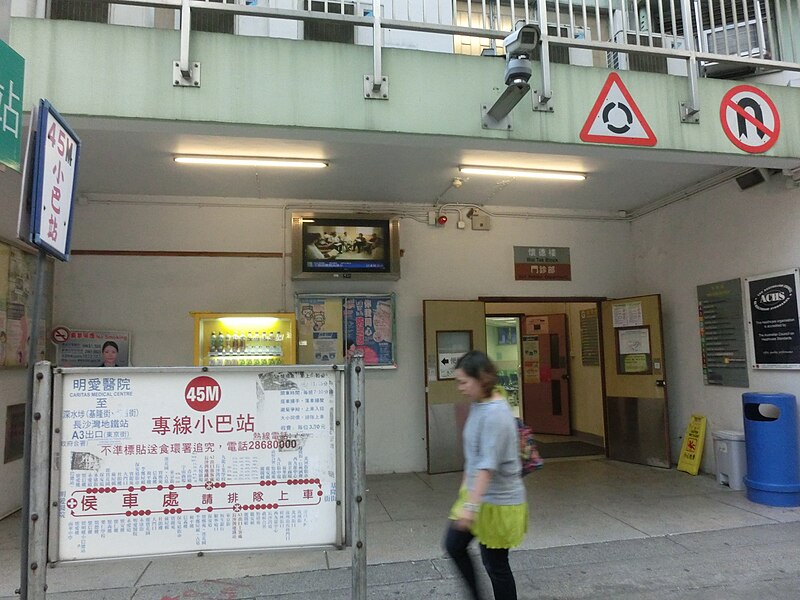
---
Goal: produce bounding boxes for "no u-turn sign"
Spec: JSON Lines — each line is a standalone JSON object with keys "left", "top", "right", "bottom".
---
{"left": 720, "top": 85, "right": 780, "bottom": 153}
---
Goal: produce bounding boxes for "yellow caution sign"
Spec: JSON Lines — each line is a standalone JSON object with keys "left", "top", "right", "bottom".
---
{"left": 677, "top": 414, "right": 706, "bottom": 475}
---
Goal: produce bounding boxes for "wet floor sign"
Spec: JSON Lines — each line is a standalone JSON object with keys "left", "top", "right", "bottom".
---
{"left": 677, "top": 414, "right": 707, "bottom": 475}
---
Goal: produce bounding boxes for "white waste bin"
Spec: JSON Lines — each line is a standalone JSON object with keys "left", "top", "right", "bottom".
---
{"left": 712, "top": 430, "right": 747, "bottom": 491}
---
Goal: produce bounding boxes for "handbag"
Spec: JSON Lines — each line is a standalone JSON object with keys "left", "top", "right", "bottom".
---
{"left": 516, "top": 418, "right": 544, "bottom": 476}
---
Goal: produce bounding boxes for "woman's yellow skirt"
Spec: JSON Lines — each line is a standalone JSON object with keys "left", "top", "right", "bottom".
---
{"left": 449, "top": 488, "right": 528, "bottom": 549}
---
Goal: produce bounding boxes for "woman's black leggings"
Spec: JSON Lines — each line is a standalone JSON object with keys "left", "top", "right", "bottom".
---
{"left": 443, "top": 522, "right": 517, "bottom": 600}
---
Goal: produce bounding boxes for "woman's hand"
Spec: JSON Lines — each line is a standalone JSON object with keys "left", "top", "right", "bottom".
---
{"left": 455, "top": 501, "right": 480, "bottom": 530}
{"left": 455, "top": 509, "right": 476, "bottom": 530}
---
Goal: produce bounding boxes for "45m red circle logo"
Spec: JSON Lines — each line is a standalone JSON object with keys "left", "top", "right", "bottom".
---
{"left": 185, "top": 376, "right": 221, "bottom": 412}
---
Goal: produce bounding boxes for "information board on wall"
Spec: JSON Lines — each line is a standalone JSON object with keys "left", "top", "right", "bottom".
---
{"left": 296, "top": 294, "right": 397, "bottom": 368}
{"left": 697, "top": 279, "right": 749, "bottom": 387}
{"left": 579, "top": 308, "right": 600, "bottom": 366}
{"left": 52, "top": 367, "right": 343, "bottom": 562}
{"left": 0, "top": 241, "right": 52, "bottom": 368}
{"left": 745, "top": 269, "right": 800, "bottom": 369}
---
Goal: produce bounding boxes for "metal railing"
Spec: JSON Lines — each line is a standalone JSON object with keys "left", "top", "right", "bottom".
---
{"left": 26, "top": 0, "right": 800, "bottom": 112}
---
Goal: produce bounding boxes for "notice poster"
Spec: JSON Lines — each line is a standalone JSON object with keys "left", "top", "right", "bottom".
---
{"left": 55, "top": 329, "right": 131, "bottom": 367}
{"left": 611, "top": 301, "right": 643, "bottom": 328}
{"left": 745, "top": 269, "right": 800, "bottom": 369}
{"left": 0, "top": 243, "right": 52, "bottom": 368}
{"left": 5, "top": 248, "right": 33, "bottom": 366}
{"left": 296, "top": 294, "right": 397, "bottom": 369}
{"left": 296, "top": 298, "right": 342, "bottom": 365}
{"left": 53, "top": 367, "right": 342, "bottom": 561}
{"left": 522, "top": 335, "right": 540, "bottom": 382}
{"left": 344, "top": 296, "right": 394, "bottom": 367}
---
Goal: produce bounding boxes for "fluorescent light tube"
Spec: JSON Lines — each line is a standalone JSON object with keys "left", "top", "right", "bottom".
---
{"left": 459, "top": 166, "right": 585, "bottom": 181}
{"left": 174, "top": 155, "right": 328, "bottom": 169}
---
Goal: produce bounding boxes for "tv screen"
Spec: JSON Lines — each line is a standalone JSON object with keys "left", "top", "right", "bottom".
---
{"left": 292, "top": 213, "right": 400, "bottom": 280}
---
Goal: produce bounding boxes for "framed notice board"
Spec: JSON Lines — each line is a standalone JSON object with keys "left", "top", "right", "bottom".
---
{"left": 296, "top": 293, "right": 397, "bottom": 368}
{"left": 745, "top": 269, "right": 800, "bottom": 369}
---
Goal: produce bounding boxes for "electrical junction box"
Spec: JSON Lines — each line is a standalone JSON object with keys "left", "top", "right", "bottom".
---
{"left": 469, "top": 208, "right": 492, "bottom": 231}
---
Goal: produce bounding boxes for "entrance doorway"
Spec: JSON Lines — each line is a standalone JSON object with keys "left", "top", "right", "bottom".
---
{"left": 485, "top": 302, "right": 605, "bottom": 461}
{"left": 424, "top": 296, "right": 670, "bottom": 473}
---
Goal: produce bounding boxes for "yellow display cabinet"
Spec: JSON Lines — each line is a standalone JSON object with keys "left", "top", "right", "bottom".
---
{"left": 191, "top": 312, "right": 297, "bottom": 366}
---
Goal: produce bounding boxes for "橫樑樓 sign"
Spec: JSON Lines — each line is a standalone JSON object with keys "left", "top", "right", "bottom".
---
{"left": 514, "top": 246, "right": 571, "bottom": 281}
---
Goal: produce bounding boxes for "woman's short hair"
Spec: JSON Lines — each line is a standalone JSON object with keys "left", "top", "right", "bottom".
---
{"left": 455, "top": 350, "right": 498, "bottom": 396}
{"left": 102, "top": 340, "right": 119, "bottom": 352}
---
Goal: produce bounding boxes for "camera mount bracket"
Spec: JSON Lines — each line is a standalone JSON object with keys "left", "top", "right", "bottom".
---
{"left": 481, "top": 82, "right": 530, "bottom": 130}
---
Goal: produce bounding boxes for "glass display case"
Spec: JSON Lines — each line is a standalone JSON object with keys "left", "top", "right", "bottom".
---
{"left": 191, "top": 312, "right": 297, "bottom": 366}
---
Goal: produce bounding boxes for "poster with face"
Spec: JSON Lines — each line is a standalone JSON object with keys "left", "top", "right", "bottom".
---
{"left": 55, "top": 329, "right": 132, "bottom": 367}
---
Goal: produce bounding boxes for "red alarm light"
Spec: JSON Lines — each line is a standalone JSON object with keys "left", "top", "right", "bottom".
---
{"left": 437, "top": 214, "right": 448, "bottom": 226}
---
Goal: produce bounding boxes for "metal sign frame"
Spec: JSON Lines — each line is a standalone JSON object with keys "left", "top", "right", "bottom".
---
{"left": 46, "top": 365, "right": 347, "bottom": 564}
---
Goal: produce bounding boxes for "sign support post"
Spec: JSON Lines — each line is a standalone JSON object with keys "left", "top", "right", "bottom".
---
{"left": 348, "top": 354, "right": 367, "bottom": 600}
{"left": 21, "top": 359, "right": 52, "bottom": 600}
{"left": 20, "top": 250, "right": 49, "bottom": 600}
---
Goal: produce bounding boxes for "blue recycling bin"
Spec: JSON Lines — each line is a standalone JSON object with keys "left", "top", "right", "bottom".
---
{"left": 742, "top": 392, "right": 800, "bottom": 507}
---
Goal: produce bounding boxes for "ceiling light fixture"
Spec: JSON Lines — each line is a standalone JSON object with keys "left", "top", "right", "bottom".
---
{"left": 174, "top": 155, "right": 328, "bottom": 169}
{"left": 459, "top": 165, "right": 585, "bottom": 181}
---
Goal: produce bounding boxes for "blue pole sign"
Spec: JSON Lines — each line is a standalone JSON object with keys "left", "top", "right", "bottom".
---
{"left": 30, "top": 99, "right": 81, "bottom": 261}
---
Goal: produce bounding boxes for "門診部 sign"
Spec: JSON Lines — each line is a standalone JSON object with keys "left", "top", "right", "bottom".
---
{"left": 514, "top": 246, "right": 571, "bottom": 281}
{"left": 53, "top": 367, "right": 343, "bottom": 561}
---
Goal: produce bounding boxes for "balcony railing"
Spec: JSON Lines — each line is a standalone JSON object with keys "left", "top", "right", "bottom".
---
{"left": 18, "top": 0, "right": 800, "bottom": 114}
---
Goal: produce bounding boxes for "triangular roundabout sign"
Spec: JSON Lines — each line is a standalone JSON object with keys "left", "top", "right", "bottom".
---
{"left": 579, "top": 72, "right": 657, "bottom": 146}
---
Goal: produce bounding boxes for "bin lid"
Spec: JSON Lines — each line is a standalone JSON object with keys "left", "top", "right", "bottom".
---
{"left": 712, "top": 430, "right": 745, "bottom": 441}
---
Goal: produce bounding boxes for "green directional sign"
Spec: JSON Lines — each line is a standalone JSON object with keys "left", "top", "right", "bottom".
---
{"left": 0, "top": 39, "right": 24, "bottom": 172}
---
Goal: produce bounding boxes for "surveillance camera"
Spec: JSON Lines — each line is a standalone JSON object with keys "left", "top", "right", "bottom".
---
{"left": 503, "top": 23, "right": 541, "bottom": 59}
{"left": 505, "top": 57, "right": 532, "bottom": 85}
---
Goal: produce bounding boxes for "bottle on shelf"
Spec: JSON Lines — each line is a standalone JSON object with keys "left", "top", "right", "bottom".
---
{"left": 209, "top": 332, "right": 217, "bottom": 356}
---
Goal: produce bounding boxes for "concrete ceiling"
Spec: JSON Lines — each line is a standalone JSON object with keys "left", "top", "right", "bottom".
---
{"left": 17, "top": 115, "right": 786, "bottom": 216}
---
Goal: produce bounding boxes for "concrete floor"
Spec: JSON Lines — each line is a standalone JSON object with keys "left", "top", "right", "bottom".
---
{"left": 3, "top": 457, "right": 800, "bottom": 599}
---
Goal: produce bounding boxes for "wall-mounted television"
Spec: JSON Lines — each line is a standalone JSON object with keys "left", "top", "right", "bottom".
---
{"left": 291, "top": 212, "right": 401, "bottom": 280}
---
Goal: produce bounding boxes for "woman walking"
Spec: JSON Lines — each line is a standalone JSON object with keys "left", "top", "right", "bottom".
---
{"left": 443, "top": 350, "right": 528, "bottom": 600}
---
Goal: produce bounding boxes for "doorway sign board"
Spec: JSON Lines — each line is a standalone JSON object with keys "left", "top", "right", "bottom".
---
{"left": 602, "top": 295, "right": 670, "bottom": 468}
{"left": 677, "top": 414, "right": 707, "bottom": 475}
{"left": 719, "top": 85, "right": 780, "bottom": 154}
{"left": 579, "top": 72, "right": 657, "bottom": 146}
{"left": 745, "top": 269, "right": 800, "bottom": 369}
{"left": 513, "top": 246, "right": 571, "bottom": 281}
{"left": 0, "top": 40, "right": 24, "bottom": 171}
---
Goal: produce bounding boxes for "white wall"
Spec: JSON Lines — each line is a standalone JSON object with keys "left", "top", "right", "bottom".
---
{"left": 631, "top": 174, "right": 800, "bottom": 473}
{"left": 54, "top": 195, "right": 634, "bottom": 474}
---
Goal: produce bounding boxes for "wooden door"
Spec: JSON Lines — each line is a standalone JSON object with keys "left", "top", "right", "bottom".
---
{"left": 423, "top": 300, "right": 487, "bottom": 473}
{"left": 601, "top": 294, "right": 670, "bottom": 468}
{"left": 521, "top": 314, "right": 571, "bottom": 435}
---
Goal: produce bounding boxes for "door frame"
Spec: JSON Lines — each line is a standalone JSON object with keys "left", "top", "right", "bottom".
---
{"left": 485, "top": 313, "right": 524, "bottom": 420}
{"left": 481, "top": 296, "right": 609, "bottom": 454}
